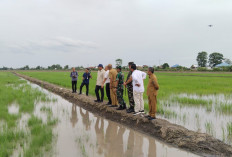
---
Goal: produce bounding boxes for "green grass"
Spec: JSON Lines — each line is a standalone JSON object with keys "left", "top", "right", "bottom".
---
{"left": 217, "top": 103, "right": 232, "bottom": 114}
{"left": 40, "top": 106, "right": 53, "bottom": 115}
{"left": 227, "top": 122, "right": 232, "bottom": 137}
{"left": 0, "top": 72, "right": 57, "bottom": 157}
{"left": 171, "top": 96, "right": 213, "bottom": 106}
{"left": 205, "top": 121, "right": 214, "bottom": 136}
{"left": 24, "top": 116, "right": 55, "bottom": 157}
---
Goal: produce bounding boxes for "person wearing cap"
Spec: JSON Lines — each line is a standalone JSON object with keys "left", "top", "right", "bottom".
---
{"left": 79, "top": 68, "right": 92, "bottom": 96}
{"left": 70, "top": 67, "right": 78, "bottom": 93}
{"left": 115, "top": 66, "right": 126, "bottom": 110}
{"left": 108, "top": 64, "right": 118, "bottom": 107}
{"left": 130, "top": 64, "right": 147, "bottom": 116}
{"left": 102, "top": 66, "right": 111, "bottom": 105}
{"left": 146, "top": 67, "right": 159, "bottom": 120}
{"left": 124, "top": 62, "right": 135, "bottom": 113}
{"left": 94, "top": 64, "right": 105, "bottom": 103}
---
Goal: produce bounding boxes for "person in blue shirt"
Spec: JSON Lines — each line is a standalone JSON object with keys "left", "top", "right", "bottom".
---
{"left": 70, "top": 67, "right": 78, "bottom": 93}
{"left": 79, "top": 68, "right": 92, "bottom": 96}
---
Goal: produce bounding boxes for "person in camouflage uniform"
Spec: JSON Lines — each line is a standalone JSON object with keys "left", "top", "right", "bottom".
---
{"left": 124, "top": 62, "right": 135, "bottom": 113}
{"left": 115, "top": 66, "right": 126, "bottom": 110}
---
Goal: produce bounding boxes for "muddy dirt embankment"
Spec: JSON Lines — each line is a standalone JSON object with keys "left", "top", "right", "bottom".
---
{"left": 14, "top": 72, "right": 232, "bottom": 157}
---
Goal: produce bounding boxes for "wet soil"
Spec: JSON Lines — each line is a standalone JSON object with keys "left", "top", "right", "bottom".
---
{"left": 14, "top": 72, "right": 232, "bottom": 156}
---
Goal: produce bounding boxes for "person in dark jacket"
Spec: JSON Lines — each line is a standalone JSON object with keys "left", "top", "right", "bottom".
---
{"left": 70, "top": 67, "right": 78, "bottom": 93}
{"left": 79, "top": 68, "right": 92, "bottom": 96}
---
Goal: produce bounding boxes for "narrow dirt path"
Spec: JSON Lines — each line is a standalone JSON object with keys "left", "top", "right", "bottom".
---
{"left": 14, "top": 72, "right": 232, "bottom": 157}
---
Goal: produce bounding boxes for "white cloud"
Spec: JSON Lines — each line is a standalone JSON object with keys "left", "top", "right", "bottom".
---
{"left": 5, "top": 37, "right": 99, "bottom": 54}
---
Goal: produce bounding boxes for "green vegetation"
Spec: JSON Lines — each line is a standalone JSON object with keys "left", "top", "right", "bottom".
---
{"left": 0, "top": 72, "right": 57, "bottom": 157}
{"left": 227, "top": 122, "right": 232, "bottom": 137}
{"left": 40, "top": 106, "right": 53, "bottom": 115}
{"left": 76, "top": 136, "right": 88, "bottom": 157}
{"left": 196, "top": 51, "right": 208, "bottom": 67}
{"left": 24, "top": 116, "right": 55, "bottom": 157}
{"left": 217, "top": 103, "right": 232, "bottom": 114}
{"left": 205, "top": 121, "right": 214, "bottom": 136}
{"left": 171, "top": 96, "right": 212, "bottom": 106}
{"left": 20, "top": 71, "right": 232, "bottom": 108}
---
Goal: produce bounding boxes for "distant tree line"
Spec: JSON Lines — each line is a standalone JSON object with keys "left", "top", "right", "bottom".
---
{"left": 196, "top": 51, "right": 232, "bottom": 67}
{"left": 0, "top": 64, "right": 84, "bottom": 71}
{"left": 1, "top": 55, "right": 232, "bottom": 72}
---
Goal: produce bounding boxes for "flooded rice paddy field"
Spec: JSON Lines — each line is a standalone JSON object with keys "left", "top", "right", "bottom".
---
{"left": 30, "top": 80, "right": 199, "bottom": 157}
{"left": 159, "top": 93, "right": 232, "bottom": 144}
{"left": 0, "top": 72, "right": 198, "bottom": 157}
{"left": 20, "top": 71, "right": 232, "bottom": 146}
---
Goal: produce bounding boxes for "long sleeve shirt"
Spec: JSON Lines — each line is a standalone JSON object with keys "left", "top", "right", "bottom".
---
{"left": 96, "top": 69, "right": 105, "bottom": 86}
{"left": 104, "top": 70, "right": 110, "bottom": 84}
{"left": 70, "top": 71, "right": 78, "bottom": 81}
{"left": 147, "top": 74, "right": 159, "bottom": 96}
{"left": 132, "top": 70, "right": 147, "bottom": 93}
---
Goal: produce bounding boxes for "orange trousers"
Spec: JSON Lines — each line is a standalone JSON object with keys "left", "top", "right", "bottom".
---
{"left": 110, "top": 88, "right": 118, "bottom": 106}
{"left": 148, "top": 95, "right": 157, "bottom": 118}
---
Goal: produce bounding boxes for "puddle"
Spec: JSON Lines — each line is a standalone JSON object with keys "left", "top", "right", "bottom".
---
{"left": 160, "top": 93, "right": 232, "bottom": 144}
{"left": 27, "top": 82, "right": 199, "bottom": 157}
{"left": 8, "top": 104, "right": 19, "bottom": 114}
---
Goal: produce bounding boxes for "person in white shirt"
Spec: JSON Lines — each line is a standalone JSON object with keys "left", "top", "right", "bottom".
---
{"left": 130, "top": 64, "right": 147, "bottom": 115}
{"left": 94, "top": 64, "right": 105, "bottom": 103}
{"left": 102, "top": 66, "right": 111, "bottom": 105}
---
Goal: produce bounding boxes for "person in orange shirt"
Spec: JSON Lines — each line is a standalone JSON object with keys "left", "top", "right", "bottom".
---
{"left": 146, "top": 67, "right": 159, "bottom": 120}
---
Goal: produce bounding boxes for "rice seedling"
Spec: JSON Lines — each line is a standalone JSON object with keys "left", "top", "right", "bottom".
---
{"left": 171, "top": 96, "right": 213, "bottom": 108}
{"left": 76, "top": 136, "right": 88, "bottom": 157}
{"left": 0, "top": 72, "right": 57, "bottom": 156}
{"left": 227, "top": 122, "right": 232, "bottom": 136}
{"left": 24, "top": 116, "right": 56, "bottom": 157}
{"left": 182, "top": 114, "right": 187, "bottom": 124}
{"left": 222, "top": 126, "right": 226, "bottom": 142}
{"left": 40, "top": 106, "right": 53, "bottom": 115}
{"left": 157, "top": 105, "right": 178, "bottom": 119}
{"left": 217, "top": 103, "right": 232, "bottom": 114}
{"left": 205, "top": 121, "right": 214, "bottom": 136}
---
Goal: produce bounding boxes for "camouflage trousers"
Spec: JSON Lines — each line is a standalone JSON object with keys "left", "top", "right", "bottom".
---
{"left": 127, "top": 86, "right": 135, "bottom": 108}
{"left": 117, "top": 88, "right": 125, "bottom": 106}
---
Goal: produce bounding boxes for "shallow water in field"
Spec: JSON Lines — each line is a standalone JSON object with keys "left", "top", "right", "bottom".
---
{"left": 27, "top": 82, "right": 199, "bottom": 157}
{"left": 8, "top": 103, "right": 19, "bottom": 115}
{"left": 159, "top": 93, "right": 232, "bottom": 144}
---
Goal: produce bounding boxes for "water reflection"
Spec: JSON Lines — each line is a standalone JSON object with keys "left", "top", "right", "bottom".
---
{"left": 95, "top": 117, "right": 105, "bottom": 155}
{"left": 148, "top": 138, "right": 157, "bottom": 157}
{"left": 70, "top": 104, "right": 78, "bottom": 128}
{"left": 80, "top": 108, "right": 91, "bottom": 130}
{"left": 70, "top": 105, "right": 197, "bottom": 157}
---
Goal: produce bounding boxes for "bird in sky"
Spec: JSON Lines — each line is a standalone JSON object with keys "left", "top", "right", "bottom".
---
{"left": 208, "top": 25, "right": 213, "bottom": 27}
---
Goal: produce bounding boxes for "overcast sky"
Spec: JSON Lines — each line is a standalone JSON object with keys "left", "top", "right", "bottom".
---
{"left": 0, "top": 0, "right": 232, "bottom": 68}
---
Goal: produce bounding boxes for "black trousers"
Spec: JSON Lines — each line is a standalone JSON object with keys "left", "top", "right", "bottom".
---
{"left": 80, "top": 82, "right": 89, "bottom": 95}
{"left": 95, "top": 85, "right": 104, "bottom": 101}
{"left": 106, "top": 83, "right": 111, "bottom": 104}
{"left": 72, "top": 81, "right": 77, "bottom": 92}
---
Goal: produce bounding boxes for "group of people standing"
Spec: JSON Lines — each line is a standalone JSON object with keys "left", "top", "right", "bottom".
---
{"left": 70, "top": 62, "right": 159, "bottom": 120}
